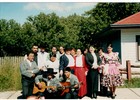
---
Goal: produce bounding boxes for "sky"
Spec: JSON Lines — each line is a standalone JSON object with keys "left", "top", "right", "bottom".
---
{"left": 0, "top": 2, "right": 97, "bottom": 25}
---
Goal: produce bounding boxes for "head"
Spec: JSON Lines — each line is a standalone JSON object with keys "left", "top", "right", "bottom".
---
{"left": 43, "top": 68, "right": 57, "bottom": 79}
{"left": 32, "top": 45, "right": 38, "bottom": 53}
{"left": 64, "top": 67, "right": 71, "bottom": 78}
{"left": 98, "top": 47, "right": 104, "bottom": 56}
{"left": 76, "top": 49, "right": 82, "bottom": 56}
{"left": 83, "top": 48, "right": 88, "bottom": 55}
{"left": 39, "top": 45, "right": 46, "bottom": 53}
{"left": 51, "top": 46, "right": 57, "bottom": 54}
{"left": 50, "top": 54, "right": 56, "bottom": 62}
{"left": 89, "top": 46, "right": 95, "bottom": 53}
{"left": 59, "top": 46, "right": 65, "bottom": 54}
{"left": 27, "top": 52, "right": 34, "bottom": 62}
{"left": 71, "top": 48, "right": 76, "bottom": 57}
{"left": 107, "top": 44, "right": 113, "bottom": 53}
{"left": 65, "top": 46, "right": 72, "bottom": 55}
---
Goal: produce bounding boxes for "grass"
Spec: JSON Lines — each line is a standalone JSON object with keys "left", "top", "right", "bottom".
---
{"left": 0, "top": 59, "right": 22, "bottom": 91}
{"left": 120, "top": 78, "right": 140, "bottom": 88}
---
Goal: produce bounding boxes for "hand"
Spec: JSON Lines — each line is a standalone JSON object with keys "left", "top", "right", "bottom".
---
{"left": 73, "top": 84, "right": 79, "bottom": 88}
{"left": 92, "top": 65, "right": 98, "bottom": 69}
{"left": 60, "top": 70, "right": 63, "bottom": 76}
{"left": 85, "top": 71, "right": 88, "bottom": 76}
{"left": 32, "top": 74, "right": 35, "bottom": 77}
{"left": 37, "top": 83, "right": 42, "bottom": 89}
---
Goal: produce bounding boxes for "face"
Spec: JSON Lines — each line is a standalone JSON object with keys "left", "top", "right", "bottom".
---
{"left": 27, "top": 53, "right": 34, "bottom": 62}
{"left": 40, "top": 48, "right": 45, "bottom": 53}
{"left": 52, "top": 47, "right": 57, "bottom": 53}
{"left": 66, "top": 50, "right": 71, "bottom": 55}
{"left": 71, "top": 49, "right": 76, "bottom": 56}
{"left": 98, "top": 49, "right": 103, "bottom": 56}
{"left": 59, "top": 47, "right": 64, "bottom": 54}
{"left": 77, "top": 49, "right": 81, "bottom": 56}
{"left": 107, "top": 46, "right": 113, "bottom": 53}
{"left": 32, "top": 46, "right": 38, "bottom": 53}
{"left": 84, "top": 49, "right": 88, "bottom": 54}
{"left": 50, "top": 57, "right": 56, "bottom": 62}
{"left": 89, "top": 46, "right": 95, "bottom": 53}
{"left": 64, "top": 71, "right": 70, "bottom": 78}
{"left": 48, "top": 75, "right": 53, "bottom": 79}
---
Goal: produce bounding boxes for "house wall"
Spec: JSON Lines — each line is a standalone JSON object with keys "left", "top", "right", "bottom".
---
{"left": 121, "top": 29, "right": 140, "bottom": 67}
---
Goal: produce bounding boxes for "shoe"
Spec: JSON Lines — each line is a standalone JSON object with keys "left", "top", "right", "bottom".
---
{"left": 93, "top": 93, "right": 97, "bottom": 99}
{"left": 111, "top": 95, "right": 115, "bottom": 99}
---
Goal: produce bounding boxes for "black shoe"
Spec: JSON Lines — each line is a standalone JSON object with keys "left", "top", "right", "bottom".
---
{"left": 111, "top": 95, "right": 115, "bottom": 99}
{"left": 93, "top": 93, "right": 97, "bottom": 99}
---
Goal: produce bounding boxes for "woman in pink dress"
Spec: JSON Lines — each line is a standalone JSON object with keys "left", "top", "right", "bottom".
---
{"left": 74, "top": 49, "right": 88, "bottom": 98}
{"left": 102, "top": 44, "right": 123, "bottom": 99}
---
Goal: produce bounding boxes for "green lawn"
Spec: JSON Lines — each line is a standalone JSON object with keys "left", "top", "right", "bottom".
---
{"left": 120, "top": 78, "right": 140, "bottom": 88}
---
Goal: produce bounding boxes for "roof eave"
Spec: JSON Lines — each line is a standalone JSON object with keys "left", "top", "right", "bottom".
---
{"left": 111, "top": 24, "right": 140, "bottom": 29}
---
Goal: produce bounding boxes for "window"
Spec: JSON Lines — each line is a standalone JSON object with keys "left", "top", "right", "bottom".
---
{"left": 136, "top": 35, "right": 140, "bottom": 61}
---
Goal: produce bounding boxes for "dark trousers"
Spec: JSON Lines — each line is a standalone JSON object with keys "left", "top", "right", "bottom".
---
{"left": 64, "top": 91, "right": 78, "bottom": 99}
{"left": 21, "top": 78, "right": 34, "bottom": 99}
{"left": 87, "top": 69, "right": 98, "bottom": 97}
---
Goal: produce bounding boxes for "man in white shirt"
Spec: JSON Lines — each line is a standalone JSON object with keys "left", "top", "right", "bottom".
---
{"left": 37, "top": 45, "right": 49, "bottom": 71}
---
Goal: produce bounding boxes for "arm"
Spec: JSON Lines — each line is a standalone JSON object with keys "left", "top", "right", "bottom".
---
{"left": 85, "top": 53, "right": 92, "bottom": 68}
{"left": 32, "top": 62, "right": 39, "bottom": 74}
{"left": 20, "top": 62, "right": 34, "bottom": 78}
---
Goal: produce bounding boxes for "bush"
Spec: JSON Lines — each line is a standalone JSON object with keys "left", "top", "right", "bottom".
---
{"left": 0, "top": 59, "right": 21, "bottom": 91}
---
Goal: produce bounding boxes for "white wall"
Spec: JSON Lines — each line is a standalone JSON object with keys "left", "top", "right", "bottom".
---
{"left": 121, "top": 29, "right": 140, "bottom": 67}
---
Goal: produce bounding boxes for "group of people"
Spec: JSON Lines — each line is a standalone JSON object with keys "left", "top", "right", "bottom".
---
{"left": 20, "top": 44, "right": 124, "bottom": 99}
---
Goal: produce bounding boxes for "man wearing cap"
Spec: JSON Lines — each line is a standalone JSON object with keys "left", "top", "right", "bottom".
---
{"left": 34, "top": 68, "right": 61, "bottom": 99}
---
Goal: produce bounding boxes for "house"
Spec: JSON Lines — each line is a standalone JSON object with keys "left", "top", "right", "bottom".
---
{"left": 97, "top": 12, "right": 140, "bottom": 68}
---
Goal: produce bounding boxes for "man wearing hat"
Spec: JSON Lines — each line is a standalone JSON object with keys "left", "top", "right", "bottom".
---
{"left": 34, "top": 68, "right": 61, "bottom": 99}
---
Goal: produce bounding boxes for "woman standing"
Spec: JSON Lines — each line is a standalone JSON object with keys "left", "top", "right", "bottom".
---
{"left": 86, "top": 46, "right": 101, "bottom": 99}
{"left": 102, "top": 44, "right": 123, "bottom": 99}
{"left": 74, "top": 49, "right": 88, "bottom": 98}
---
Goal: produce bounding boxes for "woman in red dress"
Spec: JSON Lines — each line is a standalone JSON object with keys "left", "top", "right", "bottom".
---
{"left": 74, "top": 49, "right": 88, "bottom": 98}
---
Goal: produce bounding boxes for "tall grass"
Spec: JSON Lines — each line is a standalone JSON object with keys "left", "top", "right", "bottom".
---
{"left": 0, "top": 59, "right": 22, "bottom": 91}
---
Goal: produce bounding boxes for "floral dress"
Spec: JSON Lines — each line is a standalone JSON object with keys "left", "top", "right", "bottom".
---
{"left": 101, "top": 52, "right": 124, "bottom": 87}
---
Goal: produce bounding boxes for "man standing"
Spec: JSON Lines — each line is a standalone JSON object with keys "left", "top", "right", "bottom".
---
{"left": 24, "top": 45, "right": 38, "bottom": 65}
{"left": 59, "top": 46, "right": 75, "bottom": 75}
{"left": 20, "top": 51, "right": 39, "bottom": 99}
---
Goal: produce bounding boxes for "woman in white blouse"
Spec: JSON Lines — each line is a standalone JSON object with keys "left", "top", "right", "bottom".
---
{"left": 74, "top": 49, "right": 88, "bottom": 98}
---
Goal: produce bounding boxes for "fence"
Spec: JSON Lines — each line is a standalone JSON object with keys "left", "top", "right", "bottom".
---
{"left": 0, "top": 56, "right": 24, "bottom": 65}
{"left": 119, "top": 60, "right": 140, "bottom": 81}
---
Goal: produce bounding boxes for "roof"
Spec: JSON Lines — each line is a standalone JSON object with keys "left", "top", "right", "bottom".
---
{"left": 111, "top": 12, "right": 140, "bottom": 28}
{"left": 114, "top": 12, "right": 140, "bottom": 25}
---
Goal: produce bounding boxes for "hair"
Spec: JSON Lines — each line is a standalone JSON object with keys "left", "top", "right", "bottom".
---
{"left": 27, "top": 51, "right": 34, "bottom": 56}
{"left": 49, "top": 53, "right": 56, "bottom": 58}
{"left": 107, "top": 43, "right": 113, "bottom": 48}
{"left": 98, "top": 47, "right": 104, "bottom": 52}
{"left": 64, "top": 67, "right": 71, "bottom": 72}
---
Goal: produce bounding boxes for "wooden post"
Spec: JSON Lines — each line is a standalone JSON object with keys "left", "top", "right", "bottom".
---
{"left": 126, "top": 60, "right": 131, "bottom": 81}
